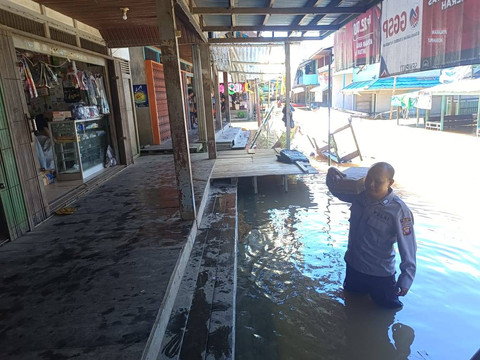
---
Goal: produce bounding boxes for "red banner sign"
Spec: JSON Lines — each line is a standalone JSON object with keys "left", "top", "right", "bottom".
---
{"left": 421, "top": 0, "right": 480, "bottom": 70}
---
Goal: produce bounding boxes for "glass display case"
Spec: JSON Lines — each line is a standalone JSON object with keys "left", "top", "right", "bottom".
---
{"left": 49, "top": 117, "right": 109, "bottom": 181}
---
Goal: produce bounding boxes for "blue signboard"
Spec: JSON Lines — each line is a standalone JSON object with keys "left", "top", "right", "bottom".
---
{"left": 133, "top": 84, "right": 149, "bottom": 107}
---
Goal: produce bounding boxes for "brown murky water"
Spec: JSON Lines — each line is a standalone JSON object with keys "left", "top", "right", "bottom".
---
{"left": 236, "top": 175, "right": 480, "bottom": 360}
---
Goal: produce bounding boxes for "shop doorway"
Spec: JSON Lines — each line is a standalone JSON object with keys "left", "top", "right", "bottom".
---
{"left": 17, "top": 49, "right": 113, "bottom": 203}
{"left": 0, "top": 200, "right": 9, "bottom": 245}
{"left": 0, "top": 81, "right": 29, "bottom": 241}
{"left": 123, "top": 76, "right": 139, "bottom": 157}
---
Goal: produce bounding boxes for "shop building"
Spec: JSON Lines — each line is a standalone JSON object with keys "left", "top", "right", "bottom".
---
{"left": 0, "top": 1, "right": 137, "bottom": 242}
{"left": 129, "top": 46, "right": 197, "bottom": 147}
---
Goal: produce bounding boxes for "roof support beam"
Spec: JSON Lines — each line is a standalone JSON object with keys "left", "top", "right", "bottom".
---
{"left": 203, "top": 25, "right": 339, "bottom": 32}
{"left": 209, "top": 36, "right": 325, "bottom": 44}
{"left": 229, "top": 71, "right": 283, "bottom": 75}
{"left": 231, "top": 60, "right": 284, "bottom": 65}
{"left": 298, "top": 0, "right": 342, "bottom": 36}
{"left": 229, "top": 0, "right": 236, "bottom": 32}
{"left": 192, "top": 6, "right": 366, "bottom": 15}
{"left": 211, "top": 43, "right": 284, "bottom": 47}
{"left": 175, "top": 0, "right": 208, "bottom": 43}
{"left": 262, "top": 0, "right": 276, "bottom": 27}
{"left": 288, "top": 0, "right": 328, "bottom": 37}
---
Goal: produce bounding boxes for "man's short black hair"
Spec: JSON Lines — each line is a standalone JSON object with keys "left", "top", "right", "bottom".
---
{"left": 371, "top": 162, "right": 395, "bottom": 180}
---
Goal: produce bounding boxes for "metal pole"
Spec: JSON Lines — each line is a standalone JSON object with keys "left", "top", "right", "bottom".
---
{"left": 327, "top": 48, "right": 332, "bottom": 166}
{"left": 285, "top": 42, "right": 291, "bottom": 150}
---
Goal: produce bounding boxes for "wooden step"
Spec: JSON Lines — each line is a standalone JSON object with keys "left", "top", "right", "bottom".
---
{"left": 159, "top": 183, "right": 237, "bottom": 360}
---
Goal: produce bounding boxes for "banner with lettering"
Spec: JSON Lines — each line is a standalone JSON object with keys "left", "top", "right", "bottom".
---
{"left": 334, "top": 26, "right": 354, "bottom": 71}
{"left": 421, "top": 0, "right": 480, "bottom": 70}
{"left": 334, "top": 5, "right": 381, "bottom": 71}
{"left": 353, "top": 5, "right": 382, "bottom": 67}
{"left": 379, "top": 0, "right": 423, "bottom": 77}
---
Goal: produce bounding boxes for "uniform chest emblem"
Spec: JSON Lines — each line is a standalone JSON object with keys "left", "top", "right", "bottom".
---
{"left": 373, "top": 209, "right": 389, "bottom": 222}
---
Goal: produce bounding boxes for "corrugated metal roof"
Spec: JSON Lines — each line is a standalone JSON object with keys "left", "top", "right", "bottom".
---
{"left": 343, "top": 77, "right": 441, "bottom": 93}
{"left": 214, "top": 43, "right": 286, "bottom": 82}
{"left": 369, "top": 77, "right": 441, "bottom": 90}
{"left": 343, "top": 80, "right": 373, "bottom": 91}
{"left": 32, "top": 0, "right": 382, "bottom": 49}
{"left": 423, "top": 78, "right": 480, "bottom": 96}
{"left": 196, "top": 0, "right": 383, "bottom": 42}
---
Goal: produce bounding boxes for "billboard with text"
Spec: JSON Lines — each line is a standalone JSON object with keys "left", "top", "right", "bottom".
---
{"left": 334, "top": 5, "right": 381, "bottom": 71}
{"left": 379, "top": 0, "right": 423, "bottom": 77}
{"left": 353, "top": 5, "right": 382, "bottom": 67}
{"left": 380, "top": 0, "right": 480, "bottom": 77}
{"left": 421, "top": 0, "right": 480, "bottom": 70}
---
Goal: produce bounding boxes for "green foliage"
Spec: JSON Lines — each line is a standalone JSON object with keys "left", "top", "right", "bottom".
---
{"left": 237, "top": 111, "right": 246, "bottom": 118}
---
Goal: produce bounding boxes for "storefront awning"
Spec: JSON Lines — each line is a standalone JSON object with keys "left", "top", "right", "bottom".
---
{"left": 398, "top": 78, "right": 480, "bottom": 110}
{"left": 368, "top": 77, "right": 440, "bottom": 91}
{"left": 292, "top": 87, "right": 305, "bottom": 94}
{"left": 310, "top": 84, "right": 328, "bottom": 92}
{"left": 422, "top": 78, "right": 480, "bottom": 96}
{"left": 343, "top": 77, "right": 441, "bottom": 94}
{"left": 342, "top": 80, "right": 373, "bottom": 94}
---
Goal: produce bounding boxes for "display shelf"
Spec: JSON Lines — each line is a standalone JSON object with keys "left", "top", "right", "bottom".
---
{"left": 49, "top": 116, "right": 109, "bottom": 181}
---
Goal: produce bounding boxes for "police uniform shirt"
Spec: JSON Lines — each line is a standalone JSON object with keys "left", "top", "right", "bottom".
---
{"left": 328, "top": 187, "right": 417, "bottom": 290}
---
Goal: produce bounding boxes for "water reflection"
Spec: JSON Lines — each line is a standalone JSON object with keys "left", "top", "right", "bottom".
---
{"left": 343, "top": 291, "right": 414, "bottom": 360}
{"left": 236, "top": 176, "right": 480, "bottom": 360}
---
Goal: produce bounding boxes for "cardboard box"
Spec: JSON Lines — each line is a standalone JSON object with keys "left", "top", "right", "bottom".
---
{"left": 333, "top": 167, "right": 369, "bottom": 194}
{"left": 41, "top": 170, "right": 55, "bottom": 186}
{"left": 52, "top": 111, "right": 71, "bottom": 121}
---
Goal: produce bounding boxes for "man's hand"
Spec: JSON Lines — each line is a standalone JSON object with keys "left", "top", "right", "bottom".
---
{"left": 327, "top": 167, "right": 346, "bottom": 186}
{"left": 396, "top": 287, "right": 409, "bottom": 296}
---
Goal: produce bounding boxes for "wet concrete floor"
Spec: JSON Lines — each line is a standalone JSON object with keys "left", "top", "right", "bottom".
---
{"left": 0, "top": 153, "right": 214, "bottom": 360}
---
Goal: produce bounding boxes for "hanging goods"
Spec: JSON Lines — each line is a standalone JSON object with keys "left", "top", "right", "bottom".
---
{"left": 21, "top": 56, "right": 37, "bottom": 98}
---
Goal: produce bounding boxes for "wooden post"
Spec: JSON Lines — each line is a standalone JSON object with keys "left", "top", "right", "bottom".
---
{"left": 267, "top": 80, "right": 271, "bottom": 110}
{"left": 223, "top": 71, "right": 231, "bottom": 122}
{"left": 389, "top": 76, "right": 397, "bottom": 120}
{"left": 255, "top": 79, "right": 261, "bottom": 126}
{"left": 248, "top": 81, "right": 254, "bottom": 120}
{"left": 416, "top": 107, "right": 420, "bottom": 127}
{"left": 440, "top": 95, "right": 446, "bottom": 131}
{"left": 327, "top": 48, "right": 332, "bottom": 165}
{"left": 192, "top": 44, "right": 206, "bottom": 143}
{"left": 476, "top": 95, "right": 480, "bottom": 137}
{"left": 285, "top": 42, "right": 291, "bottom": 150}
{"left": 156, "top": 0, "right": 196, "bottom": 220}
{"left": 200, "top": 43, "right": 217, "bottom": 159}
{"left": 213, "top": 65, "right": 223, "bottom": 130}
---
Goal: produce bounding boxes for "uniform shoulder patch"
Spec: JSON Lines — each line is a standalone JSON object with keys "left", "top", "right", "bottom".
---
{"left": 401, "top": 217, "right": 412, "bottom": 235}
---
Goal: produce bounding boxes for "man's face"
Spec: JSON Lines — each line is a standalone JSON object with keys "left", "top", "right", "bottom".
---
{"left": 365, "top": 166, "right": 394, "bottom": 201}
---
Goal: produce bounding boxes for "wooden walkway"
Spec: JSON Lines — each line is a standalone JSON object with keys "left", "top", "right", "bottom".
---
{"left": 211, "top": 149, "right": 318, "bottom": 179}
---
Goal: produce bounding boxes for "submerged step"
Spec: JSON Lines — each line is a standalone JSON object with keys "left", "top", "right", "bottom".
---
{"left": 159, "top": 183, "right": 237, "bottom": 360}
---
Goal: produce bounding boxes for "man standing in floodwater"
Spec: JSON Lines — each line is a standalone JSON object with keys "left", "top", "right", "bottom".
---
{"left": 326, "top": 162, "right": 417, "bottom": 309}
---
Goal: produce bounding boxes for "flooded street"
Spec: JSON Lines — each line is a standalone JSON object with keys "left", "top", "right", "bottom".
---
{"left": 235, "top": 109, "right": 480, "bottom": 360}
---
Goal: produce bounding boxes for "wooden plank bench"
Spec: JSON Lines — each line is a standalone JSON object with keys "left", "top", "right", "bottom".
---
{"left": 426, "top": 114, "right": 478, "bottom": 131}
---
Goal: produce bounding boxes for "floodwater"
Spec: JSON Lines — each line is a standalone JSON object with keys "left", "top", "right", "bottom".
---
{"left": 235, "top": 175, "right": 480, "bottom": 360}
